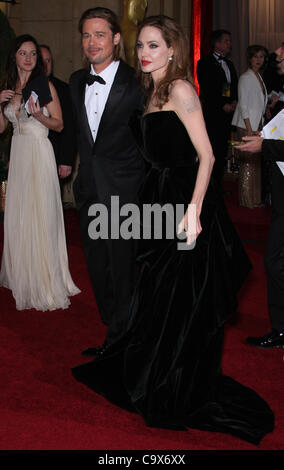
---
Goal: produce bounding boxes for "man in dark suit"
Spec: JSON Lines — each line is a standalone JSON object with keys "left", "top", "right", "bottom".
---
{"left": 40, "top": 45, "right": 77, "bottom": 181}
{"left": 69, "top": 7, "right": 145, "bottom": 356}
{"left": 197, "top": 30, "right": 238, "bottom": 185}
{"left": 235, "top": 42, "right": 284, "bottom": 349}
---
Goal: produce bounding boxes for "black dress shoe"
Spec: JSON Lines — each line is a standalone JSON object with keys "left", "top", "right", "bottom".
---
{"left": 81, "top": 342, "right": 108, "bottom": 357}
{"left": 246, "top": 329, "right": 284, "bottom": 349}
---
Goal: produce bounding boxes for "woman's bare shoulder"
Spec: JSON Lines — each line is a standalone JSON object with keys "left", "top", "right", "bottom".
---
{"left": 170, "top": 79, "right": 200, "bottom": 113}
{"left": 170, "top": 79, "right": 196, "bottom": 97}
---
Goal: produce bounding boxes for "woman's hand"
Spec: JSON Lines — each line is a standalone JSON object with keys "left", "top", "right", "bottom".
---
{"left": 25, "top": 83, "right": 63, "bottom": 132}
{"left": 0, "top": 89, "right": 15, "bottom": 104}
{"left": 177, "top": 204, "right": 202, "bottom": 247}
{"left": 28, "top": 96, "right": 43, "bottom": 120}
{"left": 0, "top": 90, "right": 11, "bottom": 133}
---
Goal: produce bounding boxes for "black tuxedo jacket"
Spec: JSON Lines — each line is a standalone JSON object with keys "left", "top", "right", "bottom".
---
{"left": 48, "top": 75, "right": 77, "bottom": 167}
{"left": 263, "top": 139, "right": 284, "bottom": 162}
{"left": 262, "top": 139, "right": 284, "bottom": 214}
{"left": 69, "top": 60, "right": 145, "bottom": 209}
{"left": 197, "top": 53, "right": 238, "bottom": 122}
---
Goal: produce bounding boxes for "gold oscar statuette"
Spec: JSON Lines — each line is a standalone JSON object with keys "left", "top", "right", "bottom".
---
{"left": 121, "top": 0, "right": 147, "bottom": 67}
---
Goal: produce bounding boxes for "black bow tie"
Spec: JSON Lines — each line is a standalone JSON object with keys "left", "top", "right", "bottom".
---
{"left": 216, "top": 55, "right": 227, "bottom": 63}
{"left": 86, "top": 73, "right": 106, "bottom": 86}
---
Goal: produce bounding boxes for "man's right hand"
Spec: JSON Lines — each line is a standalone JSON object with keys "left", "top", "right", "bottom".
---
{"left": 223, "top": 101, "right": 237, "bottom": 113}
{"left": 235, "top": 136, "right": 264, "bottom": 153}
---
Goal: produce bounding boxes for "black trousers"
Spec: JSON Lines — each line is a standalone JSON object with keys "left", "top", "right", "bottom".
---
{"left": 264, "top": 165, "right": 284, "bottom": 331}
{"left": 79, "top": 199, "right": 137, "bottom": 345}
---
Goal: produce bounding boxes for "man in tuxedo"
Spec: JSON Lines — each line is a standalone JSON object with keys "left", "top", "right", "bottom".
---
{"left": 69, "top": 7, "right": 145, "bottom": 356}
{"left": 197, "top": 30, "right": 238, "bottom": 185}
{"left": 40, "top": 45, "right": 77, "bottom": 180}
{"left": 235, "top": 42, "right": 284, "bottom": 349}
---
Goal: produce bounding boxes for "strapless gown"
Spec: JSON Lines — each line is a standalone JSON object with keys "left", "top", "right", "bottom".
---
{"left": 0, "top": 103, "right": 80, "bottom": 310}
{"left": 72, "top": 111, "right": 274, "bottom": 444}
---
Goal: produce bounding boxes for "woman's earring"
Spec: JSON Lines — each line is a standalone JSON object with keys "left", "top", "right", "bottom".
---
{"left": 169, "top": 56, "right": 173, "bottom": 62}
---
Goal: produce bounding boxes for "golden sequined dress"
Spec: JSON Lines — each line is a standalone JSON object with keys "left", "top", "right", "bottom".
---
{"left": 236, "top": 126, "right": 262, "bottom": 208}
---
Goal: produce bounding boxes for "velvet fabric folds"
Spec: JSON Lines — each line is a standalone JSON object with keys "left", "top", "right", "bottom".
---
{"left": 72, "top": 111, "right": 274, "bottom": 444}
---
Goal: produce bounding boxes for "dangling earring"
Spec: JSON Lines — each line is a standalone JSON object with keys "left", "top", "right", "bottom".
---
{"left": 169, "top": 56, "right": 173, "bottom": 62}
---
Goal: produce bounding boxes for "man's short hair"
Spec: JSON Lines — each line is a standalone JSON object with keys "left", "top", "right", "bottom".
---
{"left": 78, "top": 7, "right": 121, "bottom": 60}
{"left": 210, "top": 29, "right": 231, "bottom": 49}
{"left": 39, "top": 44, "right": 52, "bottom": 54}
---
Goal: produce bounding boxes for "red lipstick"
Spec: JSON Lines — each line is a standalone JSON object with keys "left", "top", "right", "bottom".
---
{"left": 141, "top": 60, "right": 151, "bottom": 66}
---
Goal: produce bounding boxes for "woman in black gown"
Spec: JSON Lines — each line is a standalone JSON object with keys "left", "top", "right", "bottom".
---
{"left": 72, "top": 15, "right": 274, "bottom": 444}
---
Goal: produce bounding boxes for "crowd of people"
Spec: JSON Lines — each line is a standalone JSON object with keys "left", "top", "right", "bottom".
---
{"left": 1, "top": 5, "right": 284, "bottom": 445}
{"left": 198, "top": 29, "right": 284, "bottom": 209}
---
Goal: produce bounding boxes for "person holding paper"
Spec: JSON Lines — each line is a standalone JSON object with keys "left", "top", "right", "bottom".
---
{"left": 0, "top": 34, "right": 80, "bottom": 310}
{"left": 235, "top": 42, "right": 284, "bottom": 349}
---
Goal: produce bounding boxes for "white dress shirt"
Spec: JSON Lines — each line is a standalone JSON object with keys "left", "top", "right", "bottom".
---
{"left": 213, "top": 52, "right": 231, "bottom": 83}
{"left": 85, "top": 60, "right": 119, "bottom": 142}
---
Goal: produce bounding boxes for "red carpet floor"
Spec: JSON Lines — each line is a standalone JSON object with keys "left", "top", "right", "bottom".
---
{"left": 0, "top": 181, "right": 283, "bottom": 451}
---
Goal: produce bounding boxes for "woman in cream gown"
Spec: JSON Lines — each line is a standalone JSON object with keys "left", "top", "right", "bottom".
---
{"left": 0, "top": 35, "right": 80, "bottom": 311}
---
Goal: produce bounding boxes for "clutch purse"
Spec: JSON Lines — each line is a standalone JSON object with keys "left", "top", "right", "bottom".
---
{"left": 22, "top": 74, "right": 52, "bottom": 109}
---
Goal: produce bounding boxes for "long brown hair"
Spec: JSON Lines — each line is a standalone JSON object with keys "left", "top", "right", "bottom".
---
{"left": 135, "top": 15, "right": 193, "bottom": 109}
{"left": 1, "top": 34, "right": 44, "bottom": 110}
{"left": 2, "top": 34, "right": 43, "bottom": 90}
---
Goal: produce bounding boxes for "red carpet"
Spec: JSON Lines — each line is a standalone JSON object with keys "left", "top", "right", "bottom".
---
{"left": 0, "top": 181, "right": 283, "bottom": 451}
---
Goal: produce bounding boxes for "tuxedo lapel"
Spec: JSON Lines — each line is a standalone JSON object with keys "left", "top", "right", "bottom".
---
{"left": 95, "top": 62, "right": 128, "bottom": 145}
{"left": 228, "top": 60, "right": 236, "bottom": 79}
{"left": 211, "top": 54, "right": 227, "bottom": 81}
{"left": 78, "top": 70, "right": 94, "bottom": 149}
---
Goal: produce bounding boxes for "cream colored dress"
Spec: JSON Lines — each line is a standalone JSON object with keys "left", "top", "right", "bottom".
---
{"left": 0, "top": 103, "right": 80, "bottom": 310}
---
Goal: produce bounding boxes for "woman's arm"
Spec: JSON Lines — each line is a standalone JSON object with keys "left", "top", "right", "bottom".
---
{"left": 240, "top": 76, "right": 256, "bottom": 135}
{"left": 170, "top": 80, "right": 215, "bottom": 241}
{"left": 0, "top": 106, "right": 8, "bottom": 134}
{"left": 238, "top": 73, "right": 260, "bottom": 134}
{"left": 243, "top": 117, "right": 254, "bottom": 135}
{"left": 237, "top": 74, "right": 252, "bottom": 129}
{"left": 28, "top": 81, "right": 63, "bottom": 132}
{"left": 0, "top": 89, "right": 14, "bottom": 133}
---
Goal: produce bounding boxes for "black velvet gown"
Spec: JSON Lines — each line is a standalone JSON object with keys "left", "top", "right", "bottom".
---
{"left": 72, "top": 111, "right": 274, "bottom": 444}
